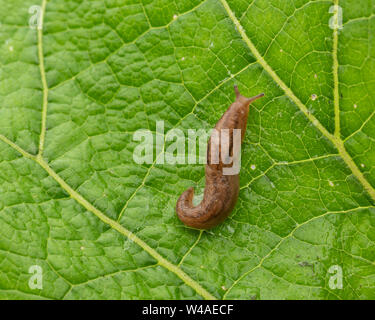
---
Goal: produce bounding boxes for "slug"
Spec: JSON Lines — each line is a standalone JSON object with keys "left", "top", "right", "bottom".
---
{"left": 176, "top": 85, "right": 264, "bottom": 229}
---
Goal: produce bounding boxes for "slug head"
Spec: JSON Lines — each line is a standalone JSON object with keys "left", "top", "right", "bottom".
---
{"left": 234, "top": 85, "right": 264, "bottom": 106}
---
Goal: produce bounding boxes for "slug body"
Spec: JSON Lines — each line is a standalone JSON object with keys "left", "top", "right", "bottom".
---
{"left": 176, "top": 86, "right": 264, "bottom": 229}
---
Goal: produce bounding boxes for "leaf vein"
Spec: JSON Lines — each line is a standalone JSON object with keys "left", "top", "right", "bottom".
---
{"left": 219, "top": 0, "right": 375, "bottom": 203}
{"left": 223, "top": 206, "right": 373, "bottom": 299}
{"left": 37, "top": 0, "right": 48, "bottom": 156}
{"left": 0, "top": 134, "right": 216, "bottom": 300}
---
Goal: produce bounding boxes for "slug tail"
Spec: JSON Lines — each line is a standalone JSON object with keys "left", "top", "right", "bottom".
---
{"left": 176, "top": 187, "right": 204, "bottom": 229}
{"left": 176, "top": 186, "right": 226, "bottom": 229}
{"left": 176, "top": 187, "right": 195, "bottom": 213}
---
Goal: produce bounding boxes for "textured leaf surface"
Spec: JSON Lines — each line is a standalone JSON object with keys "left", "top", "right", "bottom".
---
{"left": 0, "top": 0, "right": 374, "bottom": 300}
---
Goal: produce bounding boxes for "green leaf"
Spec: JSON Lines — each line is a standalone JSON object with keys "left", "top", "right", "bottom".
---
{"left": 0, "top": 0, "right": 374, "bottom": 300}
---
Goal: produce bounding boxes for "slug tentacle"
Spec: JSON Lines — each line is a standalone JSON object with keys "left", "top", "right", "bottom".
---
{"left": 176, "top": 85, "right": 264, "bottom": 229}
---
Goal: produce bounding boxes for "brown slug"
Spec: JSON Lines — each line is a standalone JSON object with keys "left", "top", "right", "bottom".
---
{"left": 176, "top": 85, "right": 264, "bottom": 229}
